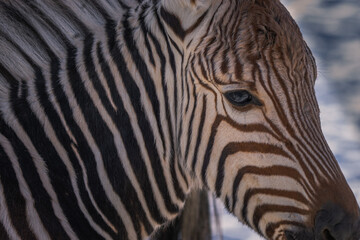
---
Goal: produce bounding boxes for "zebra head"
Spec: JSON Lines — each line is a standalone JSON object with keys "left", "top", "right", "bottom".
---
{"left": 161, "top": 0, "right": 360, "bottom": 239}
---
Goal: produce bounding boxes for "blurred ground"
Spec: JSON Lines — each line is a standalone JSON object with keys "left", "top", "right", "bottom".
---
{"left": 212, "top": 1, "right": 360, "bottom": 239}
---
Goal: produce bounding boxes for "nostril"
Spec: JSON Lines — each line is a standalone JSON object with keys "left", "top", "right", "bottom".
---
{"left": 322, "top": 228, "right": 336, "bottom": 240}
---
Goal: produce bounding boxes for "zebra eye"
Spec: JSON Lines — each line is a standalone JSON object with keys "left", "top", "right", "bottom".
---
{"left": 224, "top": 90, "right": 260, "bottom": 107}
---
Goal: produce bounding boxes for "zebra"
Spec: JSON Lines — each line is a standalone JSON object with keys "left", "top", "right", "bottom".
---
{"left": 0, "top": 0, "right": 359, "bottom": 239}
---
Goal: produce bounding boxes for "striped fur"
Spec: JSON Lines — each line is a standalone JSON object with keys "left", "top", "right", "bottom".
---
{"left": 0, "top": 0, "right": 359, "bottom": 239}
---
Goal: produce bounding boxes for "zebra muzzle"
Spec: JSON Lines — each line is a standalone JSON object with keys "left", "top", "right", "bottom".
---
{"left": 313, "top": 202, "right": 360, "bottom": 240}
{"left": 284, "top": 203, "right": 360, "bottom": 240}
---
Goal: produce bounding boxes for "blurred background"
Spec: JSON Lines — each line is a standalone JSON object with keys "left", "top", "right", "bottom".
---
{"left": 211, "top": 0, "right": 360, "bottom": 239}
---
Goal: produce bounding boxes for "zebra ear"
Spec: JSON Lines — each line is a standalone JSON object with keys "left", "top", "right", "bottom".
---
{"left": 160, "top": 0, "right": 212, "bottom": 40}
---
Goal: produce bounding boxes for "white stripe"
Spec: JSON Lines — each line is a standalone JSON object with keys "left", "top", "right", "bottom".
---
{"left": 26, "top": 77, "right": 112, "bottom": 239}
{"left": 144, "top": 29, "right": 168, "bottom": 158}
{"left": 144, "top": 29, "right": 187, "bottom": 206}
{"left": 70, "top": 144, "right": 117, "bottom": 233}
{"left": 102, "top": 32, "right": 181, "bottom": 219}
{"left": 75, "top": 41, "right": 158, "bottom": 227}
{"left": 0, "top": 102, "right": 78, "bottom": 240}
{"left": 92, "top": 43, "right": 117, "bottom": 111}
{"left": 174, "top": 160, "right": 190, "bottom": 196}
{"left": 58, "top": 58, "right": 137, "bottom": 239}
{"left": 119, "top": 41, "right": 179, "bottom": 218}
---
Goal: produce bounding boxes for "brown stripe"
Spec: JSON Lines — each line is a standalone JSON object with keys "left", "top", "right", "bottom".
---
{"left": 242, "top": 188, "right": 310, "bottom": 226}
{"left": 257, "top": 61, "right": 321, "bottom": 196}
{"left": 265, "top": 52, "right": 334, "bottom": 180}
{"left": 201, "top": 116, "right": 282, "bottom": 186}
{"left": 232, "top": 165, "right": 308, "bottom": 211}
{"left": 253, "top": 204, "right": 310, "bottom": 234}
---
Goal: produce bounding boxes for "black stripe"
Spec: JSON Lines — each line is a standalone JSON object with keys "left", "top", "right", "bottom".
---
{"left": 139, "top": 4, "right": 155, "bottom": 66}
{"left": 177, "top": 56, "right": 185, "bottom": 151}
{"left": 91, "top": 32, "right": 167, "bottom": 231}
{"left": 17, "top": 6, "right": 117, "bottom": 233}
{"left": 11, "top": 76, "right": 103, "bottom": 239}
{"left": 201, "top": 117, "right": 222, "bottom": 186}
{"left": 184, "top": 75, "right": 198, "bottom": 162}
{"left": 35, "top": 55, "right": 117, "bottom": 238}
{"left": 0, "top": 221, "right": 10, "bottom": 240}
{"left": 224, "top": 196, "right": 230, "bottom": 212}
{"left": 0, "top": 8, "right": 114, "bottom": 236}
{"left": 96, "top": 41, "right": 165, "bottom": 229}
{"left": 177, "top": 160, "right": 189, "bottom": 189}
{"left": 184, "top": 57, "right": 193, "bottom": 113}
{"left": 153, "top": 7, "right": 178, "bottom": 130}
{"left": 160, "top": 7, "right": 186, "bottom": 40}
{"left": 50, "top": 47, "right": 128, "bottom": 239}
{"left": 123, "top": 13, "right": 168, "bottom": 165}
{"left": 0, "top": 113, "right": 71, "bottom": 240}
{"left": 160, "top": 7, "right": 208, "bottom": 41}
{"left": 150, "top": 8, "right": 186, "bottom": 201}
{"left": 121, "top": 17, "right": 179, "bottom": 214}
{"left": 191, "top": 96, "right": 207, "bottom": 170}
{"left": 15, "top": 6, "right": 131, "bottom": 235}
{"left": 25, "top": 7, "right": 132, "bottom": 236}
{"left": 168, "top": 35, "right": 182, "bottom": 55}
{"left": 144, "top": 6, "right": 172, "bottom": 159}
{"left": 0, "top": 143, "right": 36, "bottom": 240}
{"left": 66, "top": 44, "right": 151, "bottom": 239}
{"left": 191, "top": 57, "right": 217, "bottom": 93}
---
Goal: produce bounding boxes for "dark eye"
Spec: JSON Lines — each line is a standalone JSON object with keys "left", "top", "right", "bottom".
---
{"left": 224, "top": 90, "right": 262, "bottom": 107}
